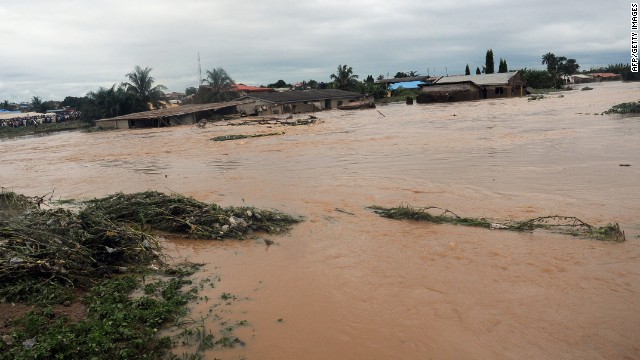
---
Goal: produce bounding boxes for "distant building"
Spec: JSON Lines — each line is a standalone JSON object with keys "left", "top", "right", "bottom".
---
{"left": 589, "top": 73, "right": 622, "bottom": 81}
{"left": 563, "top": 74, "right": 594, "bottom": 84}
{"left": 237, "top": 89, "right": 364, "bottom": 116}
{"left": 233, "top": 84, "right": 275, "bottom": 93}
{"left": 94, "top": 100, "right": 253, "bottom": 129}
{"left": 417, "top": 72, "right": 526, "bottom": 103}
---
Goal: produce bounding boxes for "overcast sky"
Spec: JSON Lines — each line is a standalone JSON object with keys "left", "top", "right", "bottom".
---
{"left": 0, "top": 0, "right": 631, "bottom": 102}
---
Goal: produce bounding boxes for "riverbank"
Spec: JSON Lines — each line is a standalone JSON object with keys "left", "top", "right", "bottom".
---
{"left": 0, "top": 121, "right": 91, "bottom": 139}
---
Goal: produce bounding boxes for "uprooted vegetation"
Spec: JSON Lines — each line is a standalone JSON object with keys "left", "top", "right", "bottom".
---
{"left": 210, "top": 131, "right": 284, "bottom": 141}
{"left": 368, "top": 204, "right": 625, "bottom": 242}
{"left": 0, "top": 189, "right": 301, "bottom": 358}
{"left": 603, "top": 101, "right": 640, "bottom": 115}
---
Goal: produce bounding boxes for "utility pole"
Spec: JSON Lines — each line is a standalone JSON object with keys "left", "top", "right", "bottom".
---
{"left": 197, "top": 52, "right": 202, "bottom": 85}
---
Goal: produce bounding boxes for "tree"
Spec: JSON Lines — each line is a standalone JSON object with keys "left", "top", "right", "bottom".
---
{"left": 541, "top": 52, "right": 557, "bottom": 72}
{"left": 330, "top": 64, "right": 359, "bottom": 91}
{"left": 61, "top": 96, "right": 85, "bottom": 109}
{"left": 199, "top": 67, "right": 239, "bottom": 103}
{"left": 122, "top": 66, "right": 167, "bottom": 111}
{"left": 520, "top": 68, "right": 555, "bottom": 89}
{"left": 541, "top": 53, "right": 580, "bottom": 87}
{"left": 84, "top": 84, "right": 138, "bottom": 120}
{"left": 498, "top": 58, "right": 508, "bottom": 73}
{"left": 465, "top": 64, "right": 471, "bottom": 75}
{"left": 31, "top": 96, "right": 42, "bottom": 112}
{"left": 267, "top": 80, "right": 290, "bottom": 88}
{"left": 394, "top": 72, "right": 409, "bottom": 78}
{"left": 559, "top": 58, "right": 579, "bottom": 76}
{"left": 485, "top": 49, "right": 495, "bottom": 74}
{"left": 185, "top": 87, "right": 197, "bottom": 96}
{"left": 365, "top": 75, "right": 375, "bottom": 84}
{"left": 476, "top": 67, "right": 481, "bottom": 75}
{"left": 307, "top": 79, "right": 319, "bottom": 89}
{"left": 1, "top": 100, "right": 11, "bottom": 110}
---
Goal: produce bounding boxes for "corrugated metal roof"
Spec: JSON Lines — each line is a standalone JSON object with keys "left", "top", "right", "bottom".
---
{"left": 376, "top": 76, "right": 431, "bottom": 84}
{"left": 95, "top": 100, "right": 254, "bottom": 122}
{"left": 238, "top": 89, "right": 362, "bottom": 104}
{"left": 436, "top": 72, "right": 519, "bottom": 85}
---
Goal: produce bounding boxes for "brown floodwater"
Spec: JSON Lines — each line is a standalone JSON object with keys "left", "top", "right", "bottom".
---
{"left": 2, "top": 81, "right": 639, "bottom": 359}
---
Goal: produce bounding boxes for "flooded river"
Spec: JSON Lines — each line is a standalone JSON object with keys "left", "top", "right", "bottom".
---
{"left": 2, "top": 81, "right": 639, "bottom": 359}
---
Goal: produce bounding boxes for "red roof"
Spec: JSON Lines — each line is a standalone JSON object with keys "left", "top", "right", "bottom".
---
{"left": 233, "top": 84, "right": 274, "bottom": 92}
{"left": 590, "top": 73, "right": 620, "bottom": 78}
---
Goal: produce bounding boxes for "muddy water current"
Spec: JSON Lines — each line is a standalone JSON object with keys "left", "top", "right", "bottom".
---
{"left": 2, "top": 81, "right": 640, "bottom": 359}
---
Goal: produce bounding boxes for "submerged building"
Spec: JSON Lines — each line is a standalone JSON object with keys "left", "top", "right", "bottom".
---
{"left": 417, "top": 72, "right": 526, "bottom": 103}
{"left": 94, "top": 100, "right": 252, "bottom": 129}
{"left": 236, "top": 89, "right": 364, "bottom": 116}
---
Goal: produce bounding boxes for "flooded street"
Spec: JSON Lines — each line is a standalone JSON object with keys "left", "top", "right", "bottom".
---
{"left": 2, "top": 81, "right": 639, "bottom": 359}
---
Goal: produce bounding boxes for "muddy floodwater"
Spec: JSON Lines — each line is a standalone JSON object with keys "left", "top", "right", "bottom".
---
{"left": 2, "top": 81, "right": 640, "bottom": 359}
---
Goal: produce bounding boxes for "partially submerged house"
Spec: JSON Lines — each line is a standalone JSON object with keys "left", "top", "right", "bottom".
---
{"left": 236, "top": 89, "right": 364, "bottom": 116}
{"left": 94, "top": 100, "right": 253, "bottom": 129}
{"left": 417, "top": 72, "right": 526, "bottom": 103}
{"left": 589, "top": 73, "right": 622, "bottom": 81}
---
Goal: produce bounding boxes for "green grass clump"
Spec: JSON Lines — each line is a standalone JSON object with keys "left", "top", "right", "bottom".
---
{"left": 0, "top": 268, "right": 198, "bottom": 360}
{"left": 369, "top": 205, "right": 625, "bottom": 242}
{"left": 604, "top": 101, "right": 640, "bottom": 114}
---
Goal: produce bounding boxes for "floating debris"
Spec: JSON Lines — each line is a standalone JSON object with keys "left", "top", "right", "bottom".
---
{"left": 581, "top": 86, "right": 593, "bottom": 91}
{"left": 0, "top": 190, "right": 302, "bottom": 302}
{"left": 368, "top": 204, "right": 625, "bottom": 242}
{"left": 210, "top": 131, "right": 284, "bottom": 142}
{"left": 604, "top": 101, "right": 640, "bottom": 115}
{"left": 83, "top": 191, "right": 301, "bottom": 239}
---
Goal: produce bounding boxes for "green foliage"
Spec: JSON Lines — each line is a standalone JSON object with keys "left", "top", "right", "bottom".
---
{"left": 485, "top": 49, "right": 495, "bottom": 74}
{"left": 30, "top": 96, "right": 42, "bottom": 111}
{"left": 520, "top": 68, "right": 555, "bottom": 89}
{"left": 369, "top": 205, "right": 626, "bottom": 242}
{"left": 61, "top": 96, "right": 85, "bottom": 109}
{"left": 123, "top": 65, "right": 167, "bottom": 111}
{"left": 185, "top": 87, "right": 197, "bottom": 96}
{"left": 604, "top": 101, "right": 640, "bottom": 114}
{"left": 330, "top": 64, "right": 359, "bottom": 91}
{"left": 83, "top": 191, "right": 302, "bottom": 239}
{"left": 198, "top": 68, "right": 239, "bottom": 103}
{"left": 306, "top": 79, "right": 319, "bottom": 89}
{"left": 541, "top": 53, "right": 580, "bottom": 87}
{"left": 0, "top": 271, "right": 198, "bottom": 360}
{"left": 465, "top": 64, "right": 470, "bottom": 75}
{"left": 498, "top": 58, "right": 508, "bottom": 73}
{"left": 1, "top": 100, "right": 12, "bottom": 110}
{"left": 267, "top": 80, "right": 290, "bottom": 88}
{"left": 476, "top": 67, "right": 481, "bottom": 75}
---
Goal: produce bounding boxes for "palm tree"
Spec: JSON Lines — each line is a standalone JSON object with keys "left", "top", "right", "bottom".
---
{"left": 200, "top": 67, "right": 239, "bottom": 103}
{"left": 541, "top": 53, "right": 557, "bottom": 72}
{"left": 31, "top": 96, "right": 43, "bottom": 112}
{"left": 122, "top": 66, "right": 167, "bottom": 111}
{"left": 330, "top": 64, "right": 359, "bottom": 91}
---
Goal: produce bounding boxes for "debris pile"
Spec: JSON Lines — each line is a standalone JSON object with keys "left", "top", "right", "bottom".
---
{"left": 369, "top": 204, "right": 625, "bottom": 242}
{"left": 210, "top": 131, "right": 284, "bottom": 141}
{"left": 0, "top": 190, "right": 301, "bottom": 302}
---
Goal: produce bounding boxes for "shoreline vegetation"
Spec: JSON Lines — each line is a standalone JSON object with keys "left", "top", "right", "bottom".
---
{"left": 0, "top": 189, "right": 301, "bottom": 359}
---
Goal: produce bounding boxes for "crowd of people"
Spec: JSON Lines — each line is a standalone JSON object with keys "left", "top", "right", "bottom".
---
{"left": 0, "top": 111, "right": 81, "bottom": 128}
